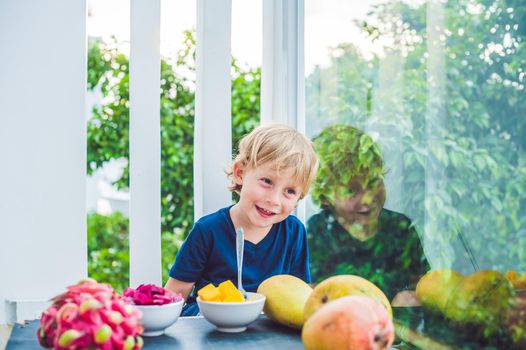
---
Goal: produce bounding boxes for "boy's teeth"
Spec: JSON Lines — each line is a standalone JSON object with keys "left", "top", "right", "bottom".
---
{"left": 259, "top": 206, "right": 273, "bottom": 214}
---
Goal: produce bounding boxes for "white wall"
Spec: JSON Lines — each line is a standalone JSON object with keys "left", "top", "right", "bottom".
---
{"left": 0, "top": 0, "right": 87, "bottom": 324}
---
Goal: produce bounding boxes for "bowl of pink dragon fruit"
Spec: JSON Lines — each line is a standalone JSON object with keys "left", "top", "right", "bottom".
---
{"left": 37, "top": 278, "right": 144, "bottom": 350}
{"left": 123, "top": 284, "right": 184, "bottom": 336}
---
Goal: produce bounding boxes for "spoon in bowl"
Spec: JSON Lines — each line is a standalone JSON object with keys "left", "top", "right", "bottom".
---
{"left": 236, "top": 227, "right": 248, "bottom": 299}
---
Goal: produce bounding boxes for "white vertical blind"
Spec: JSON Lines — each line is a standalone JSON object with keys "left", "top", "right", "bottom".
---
{"left": 194, "top": 0, "right": 233, "bottom": 220}
{"left": 261, "top": 0, "right": 304, "bottom": 130}
{"left": 261, "top": 0, "right": 307, "bottom": 222}
{"left": 0, "top": 0, "right": 87, "bottom": 324}
{"left": 129, "top": 0, "right": 162, "bottom": 287}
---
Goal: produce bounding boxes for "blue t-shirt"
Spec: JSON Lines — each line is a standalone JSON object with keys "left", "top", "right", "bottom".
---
{"left": 169, "top": 206, "right": 311, "bottom": 316}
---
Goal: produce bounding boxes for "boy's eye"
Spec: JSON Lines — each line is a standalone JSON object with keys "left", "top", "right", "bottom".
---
{"left": 260, "top": 178, "right": 272, "bottom": 185}
{"left": 286, "top": 188, "right": 297, "bottom": 196}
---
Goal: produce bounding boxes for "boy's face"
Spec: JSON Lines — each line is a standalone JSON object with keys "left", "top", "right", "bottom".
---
{"left": 332, "top": 178, "right": 386, "bottom": 238}
{"left": 233, "top": 162, "right": 302, "bottom": 230}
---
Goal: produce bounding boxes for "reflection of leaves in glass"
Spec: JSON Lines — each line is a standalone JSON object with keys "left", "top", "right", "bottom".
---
{"left": 308, "top": 208, "right": 429, "bottom": 300}
{"left": 311, "top": 124, "right": 385, "bottom": 207}
{"left": 348, "top": 222, "right": 365, "bottom": 238}
{"left": 335, "top": 263, "right": 386, "bottom": 290}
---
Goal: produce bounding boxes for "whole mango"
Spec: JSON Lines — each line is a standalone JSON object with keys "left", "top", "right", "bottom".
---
{"left": 304, "top": 275, "right": 391, "bottom": 322}
{"left": 302, "top": 295, "right": 394, "bottom": 350}
{"left": 416, "top": 269, "right": 464, "bottom": 313}
{"left": 257, "top": 274, "right": 313, "bottom": 329}
{"left": 444, "top": 270, "right": 515, "bottom": 337}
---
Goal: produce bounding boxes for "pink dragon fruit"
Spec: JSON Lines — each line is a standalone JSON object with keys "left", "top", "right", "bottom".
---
{"left": 123, "top": 284, "right": 182, "bottom": 306}
{"left": 37, "top": 278, "right": 144, "bottom": 350}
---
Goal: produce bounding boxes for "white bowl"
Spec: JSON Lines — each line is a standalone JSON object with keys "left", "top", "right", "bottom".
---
{"left": 197, "top": 292, "right": 266, "bottom": 333}
{"left": 134, "top": 299, "right": 184, "bottom": 336}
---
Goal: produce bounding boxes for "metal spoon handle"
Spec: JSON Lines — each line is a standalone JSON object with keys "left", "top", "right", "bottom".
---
{"left": 235, "top": 227, "right": 244, "bottom": 291}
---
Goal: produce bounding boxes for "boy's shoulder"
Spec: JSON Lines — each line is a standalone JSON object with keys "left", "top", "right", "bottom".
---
{"left": 379, "top": 208, "right": 413, "bottom": 229}
{"left": 194, "top": 206, "right": 231, "bottom": 230}
{"left": 306, "top": 207, "right": 334, "bottom": 228}
{"left": 283, "top": 213, "right": 303, "bottom": 226}
{"left": 279, "top": 214, "right": 305, "bottom": 236}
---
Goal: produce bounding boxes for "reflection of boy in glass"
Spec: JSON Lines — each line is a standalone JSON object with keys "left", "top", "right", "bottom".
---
{"left": 307, "top": 124, "right": 430, "bottom": 302}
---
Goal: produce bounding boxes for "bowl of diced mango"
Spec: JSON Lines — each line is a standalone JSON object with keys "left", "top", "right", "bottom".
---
{"left": 196, "top": 280, "right": 266, "bottom": 333}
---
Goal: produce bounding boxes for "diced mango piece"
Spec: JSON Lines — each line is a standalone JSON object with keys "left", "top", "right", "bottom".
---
{"left": 198, "top": 283, "right": 222, "bottom": 301}
{"left": 198, "top": 280, "right": 245, "bottom": 302}
{"left": 223, "top": 294, "right": 244, "bottom": 302}
{"left": 218, "top": 280, "right": 244, "bottom": 302}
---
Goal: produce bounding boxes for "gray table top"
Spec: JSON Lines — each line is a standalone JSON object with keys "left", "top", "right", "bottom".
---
{"left": 7, "top": 316, "right": 304, "bottom": 350}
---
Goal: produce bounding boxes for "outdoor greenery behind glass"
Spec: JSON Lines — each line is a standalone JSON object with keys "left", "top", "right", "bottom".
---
{"left": 86, "top": 30, "right": 260, "bottom": 291}
{"left": 305, "top": 0, "right": 525, "bottom": 275}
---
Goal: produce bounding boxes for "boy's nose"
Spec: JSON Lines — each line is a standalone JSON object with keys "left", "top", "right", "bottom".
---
{"left": 265, "top": 189, "right": 281, "bottom": 206}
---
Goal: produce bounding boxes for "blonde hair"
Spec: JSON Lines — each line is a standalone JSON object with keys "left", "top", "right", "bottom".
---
{"left": 227, "top": 124, "right": 319, "bottom": 199}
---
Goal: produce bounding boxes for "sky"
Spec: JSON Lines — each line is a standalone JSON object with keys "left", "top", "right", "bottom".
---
{"left": 87, "top": 0, "right": 262, "bottom": 66}
{"left": 86, "top": 0, "right": 387, "bottom": 73}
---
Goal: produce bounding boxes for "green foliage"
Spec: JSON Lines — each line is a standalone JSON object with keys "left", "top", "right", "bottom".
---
{"left": 231, "top": 59, "right": 261, "bottom": 151}
{"left": 87, "top": 31, "right": 260, "bottom": 287}
{"left": 87, "top": 212, "right": 129, "bottom": 293}
{"left": 311, "top": 124, "right": 385, "bottom": 206}
{"left": 87, "top": 212, "right": 186, "bottom": 293}
{"left": 306, "top": 0, "right": 526, "bottom": 273}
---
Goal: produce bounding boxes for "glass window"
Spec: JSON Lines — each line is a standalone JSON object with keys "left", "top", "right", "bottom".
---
{"left": 305, "top": 0, "right": 525, "bottom": 347}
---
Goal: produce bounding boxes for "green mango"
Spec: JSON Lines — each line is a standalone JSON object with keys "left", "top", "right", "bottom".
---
{"left": 445, "top": 270, "right": 515, "bottom": 334}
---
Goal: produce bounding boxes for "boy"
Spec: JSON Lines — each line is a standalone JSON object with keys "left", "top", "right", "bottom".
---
{"left": 307, "top": 124, "right": 429, "bottom": 303}
{"left": 165, "top": 124, "right": 319, "bottom": 316}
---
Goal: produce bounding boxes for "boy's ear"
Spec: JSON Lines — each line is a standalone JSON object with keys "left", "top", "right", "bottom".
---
{"left": 232, "top": 162, "right": 244, "bottom": 185}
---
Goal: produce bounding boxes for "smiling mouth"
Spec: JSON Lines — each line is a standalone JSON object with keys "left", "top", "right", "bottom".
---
{"left": 356, "top": 210, "right": 372, "bottom": 215}
{"left": 256, "top": 205, "right": 276, "bottom": 217}
{"left": 356, "top": 204, "right": 380, "bottom": 215}
{"left": 353, "top": 209, "right": 379, "bottom": 217}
